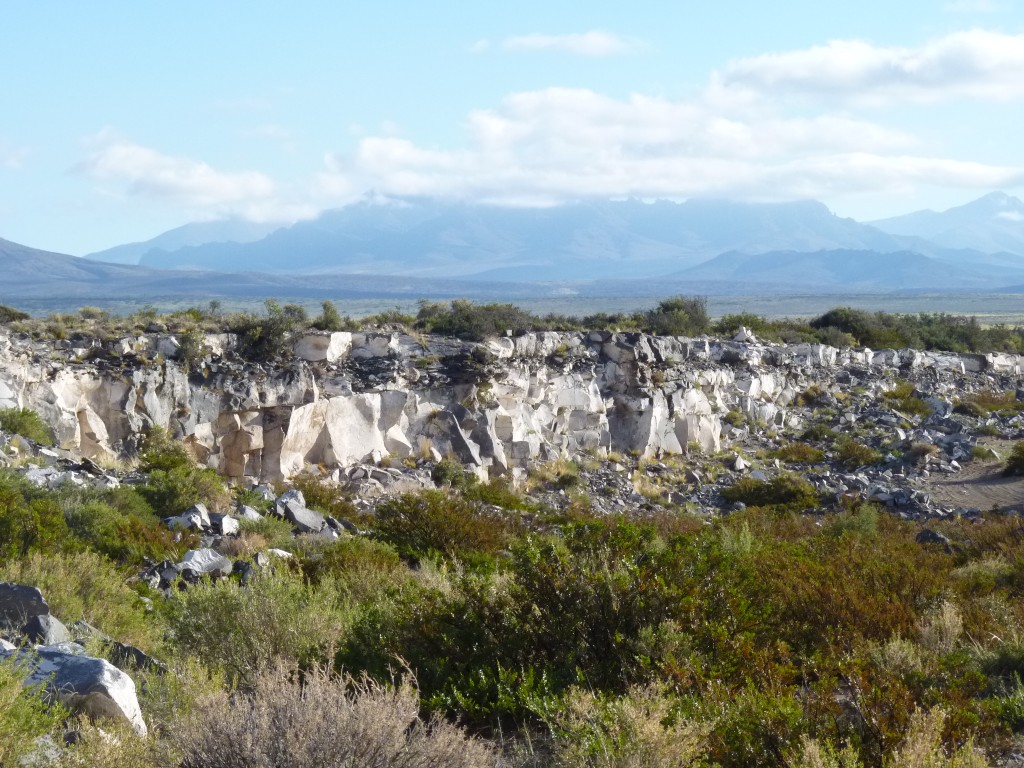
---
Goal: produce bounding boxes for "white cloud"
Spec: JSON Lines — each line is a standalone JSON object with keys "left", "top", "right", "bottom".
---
{"left": 715, "top": 30, "right": 1024, "bottom": 105}
{"left": 501, "top": 31, "right": 639, "bottom": 56}
{"left": 77, "top": 139, "right": 276, "bottom": 212}
{"left": 311, "top": 86, "right": 1024, "bottom": 208}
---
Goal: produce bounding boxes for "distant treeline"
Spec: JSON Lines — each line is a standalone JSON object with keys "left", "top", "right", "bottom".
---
{"left": 2, "top": 297, "right": 1024, "bottom": 358}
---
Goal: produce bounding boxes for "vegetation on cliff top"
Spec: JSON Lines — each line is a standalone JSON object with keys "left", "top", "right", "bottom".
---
{"left": 3, "top": 297, "right": 1024, "bottom": 358}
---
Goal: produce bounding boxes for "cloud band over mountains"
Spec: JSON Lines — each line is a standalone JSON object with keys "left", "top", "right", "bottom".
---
{"left": 75, "top": 29, "right": 1024, "bottom": 223}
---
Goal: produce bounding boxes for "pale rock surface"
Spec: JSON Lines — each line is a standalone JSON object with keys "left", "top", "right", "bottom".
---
{"left": 3, "top": 329, "right": 1021, "bottom": 485}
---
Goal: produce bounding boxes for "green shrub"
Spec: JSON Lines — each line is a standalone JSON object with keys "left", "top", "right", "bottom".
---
{"left": 637, "top": 295, "right": 710, "bottom": 337}
{"left": 0, "top": 474, "right": 71, "bottom": 558}
{"left": 301, "top": 536, "right": 405, "bottom": 601}
{"left": 957, "top": 391, "right": 1024, "bottom": 417}
{"left": 799, "top": 384, "right": 827, "bottom": 405}
{"left": 176, "top": 327, "right": 209, "bottom": 370}
{"left": 721, "top": 474, "right": 821, "bottom": 511}
{"left": 169, "top": 569, "right": 347, "bottom": 689}
{"left": 883, "top": 382, "right": 932, "bottom": 418}
{"left": 724, "top": 409, "right": 745, "bottom": 427}
{"left": 415, "top": 299, "right": 540, "bottom": 340}
{"left": 287, "top": 473, "right": 357, "bottom": 520}
{"left": 801, "top": 423, "right": 837, "bottom": 442}
{"left": 228, "top": 299, "right": 308, "bottom": 361}
{"left": 772, "top": 442, "right": 825, "bottom": 464}
{"left": 544, "top": 684, "right": 709, "bottom": 768}
{"left": 0, "top": 551, "right": 159, "bottom": 649}
{"left": 431, "top": 457, "right": 477, "bottom": 491}
{"left": 463, "top": 476, "right": 530, "bottom": 510}
{"left": 791, "top": 708, "right": 987, "bottom": 768}
{"left": 0, "top": 304, "right": 30, "bottom": 323}
{"left": 1004, "top": 442, "right": 1024, "bottom": 477}
{"left": 836, "top": 436, "right": 883, "bottom": 469}
{"left": 372, "top": 489, "right": 513, "bottom": 559}
{"left": 238, "top": 514, "right": 295, "bottom": 550}
{"left": 64, "top": 488, "right": 189, "bottom": 563}
{"left": 311, "top": 299, "right": 354, "bottom": 332}
{"left": 137, "top": 428, "right": 229, "bottom": 516}
{"left": 0, "top": 407, "right": 54, "bottom": 446}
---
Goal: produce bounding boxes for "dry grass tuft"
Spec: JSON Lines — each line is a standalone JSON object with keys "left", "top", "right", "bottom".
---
{"left": 172, "top": 661, "right": 497, "bottom": 768}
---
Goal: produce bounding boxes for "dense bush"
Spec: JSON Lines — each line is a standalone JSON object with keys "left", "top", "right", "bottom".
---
{"left": 0, "top": 304, "right": 29, "bottom": 323}
{"left": 0, "top": 472, "right": 71, "bottom": 558}
{"left": 720, "top": 473, "right": 822, "bottom": 510}
{"left": 227, "top": 299, "right": 308, "bottom": 361}
{"left": 883, "top": 380, "right": 933, "bottom": 418}
{"left": 0, "top": 551, "right": 158, "bottom": 649}
{"left": 835, "top": 436, "right": 884, "bottom": 468}
{"left": 772, "top": 442, "right": 826, "bottom": 464}
{"left": 415, "top": 299, "right": 542, "bottom": 340}
{"left": 0, "top": 407, "right": 54, "bottom": 446}
{"left": 1004, "top": 442, "right": 1024, "bottom": 477}
{"left": 137, "top": 427, "right": 229, "bottom": 516}
{"left": 372, "top": 489, "right": 514, "bottom": 559}
{"left": 810, "top": 307, "right": 1024, "bottom": 354}
{"left": 169, "top": 569, "right": 347, "bottom": 689}
{"left": 638, "top": 296, "right": 710, "bottom": 337}
{"left": 0, "top": 658, "right": 65, "bottom": 766}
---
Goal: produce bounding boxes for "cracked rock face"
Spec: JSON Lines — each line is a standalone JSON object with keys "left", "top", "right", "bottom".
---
{"left": 1, "top": 328, "right": 1021, "bottom": 484}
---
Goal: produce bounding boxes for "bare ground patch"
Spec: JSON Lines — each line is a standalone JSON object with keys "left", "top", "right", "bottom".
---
{"left": 913, "top": 438, "right": 1024, "bottom": 511}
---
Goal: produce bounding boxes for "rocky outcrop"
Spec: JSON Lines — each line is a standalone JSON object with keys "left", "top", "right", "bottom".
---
{"left": 1, "top": 328, "right": 1021, "bottom": 484}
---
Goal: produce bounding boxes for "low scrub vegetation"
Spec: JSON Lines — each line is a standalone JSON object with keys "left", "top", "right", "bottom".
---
{"left": 4, "top": 298, "right": 1023, "bottom": 357}
{"left": 4, "top": 453, "right": 1024, "bottom": 765}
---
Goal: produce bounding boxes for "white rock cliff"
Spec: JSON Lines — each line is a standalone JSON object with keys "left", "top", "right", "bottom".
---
{"left": 0, "top": 329, "right": 1020, "bottom": 483}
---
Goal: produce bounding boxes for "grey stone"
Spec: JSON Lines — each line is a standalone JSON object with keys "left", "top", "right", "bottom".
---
{"left": 22, "top": 614, "right": 70, "bottom": 645}
{"left": 210, "top": 513, "right": 240, "bottom": 536}
{"left": 916, "top": 529, "right": 952, "bottom": 547}
{"left": 0, "top": 582, "right": 49, "bottom": 630}
{"left": 275, "top": 488, "right": 306, "bottom": 516}
{"left": 283, "top": 501, "right": 326, "bottom": 534}
{"left": 178, "top": 548, "right": 233, "bottom": 577}
{"left": 0, "top": 643, "right": 147, "bottom": 735}
{"left": 238, "top": 505, "right": 263, "bottom": 521}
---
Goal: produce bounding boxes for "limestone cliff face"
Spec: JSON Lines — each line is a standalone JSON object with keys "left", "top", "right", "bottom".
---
{"left": 0, "top": 329, "right": 1020, "bottom": 483}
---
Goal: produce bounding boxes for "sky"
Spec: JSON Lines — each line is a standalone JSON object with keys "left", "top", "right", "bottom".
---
{"left": 3, "top": 1, "right": 1024, "bottom": 255}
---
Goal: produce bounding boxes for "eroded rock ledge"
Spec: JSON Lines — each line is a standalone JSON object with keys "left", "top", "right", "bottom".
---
{"left": 0, "top": 329, "right": 1021, "bottom": 484}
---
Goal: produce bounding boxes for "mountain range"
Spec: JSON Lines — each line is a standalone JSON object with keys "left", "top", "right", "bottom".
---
{"left": 2, "top": 193, "right": 1023, "bottom": 305}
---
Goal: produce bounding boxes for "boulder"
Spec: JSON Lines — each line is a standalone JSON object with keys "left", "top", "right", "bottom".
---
{"left": 178, "top": 548, "right": 233, "bottom": 578}
{"left": 274, "top": 488, "right": 306, "bottom": 517}
{"left": 210, "top": 513, "right": 240, "bottom": 536}
{"left": 0, "top": 582, "right": 49, "bottom": 630}
{"left": 22, "top": 614, "right": 70, "bottom": 645}
{"left": 283, "top": 500, "right": 326, "bottom": 534}
{"left": 0, "top": 643, "right": 147, "bottom": 735}
{"left": 916, "top": 529, "right": 952, "bottom": 548}
{"left": 238, "top": 505, "right": 263, "bottom": 521}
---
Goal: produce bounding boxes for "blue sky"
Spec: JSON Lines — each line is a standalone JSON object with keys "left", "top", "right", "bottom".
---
{"left": 3, "top": 0, "right": 1024, "bottom": 254}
